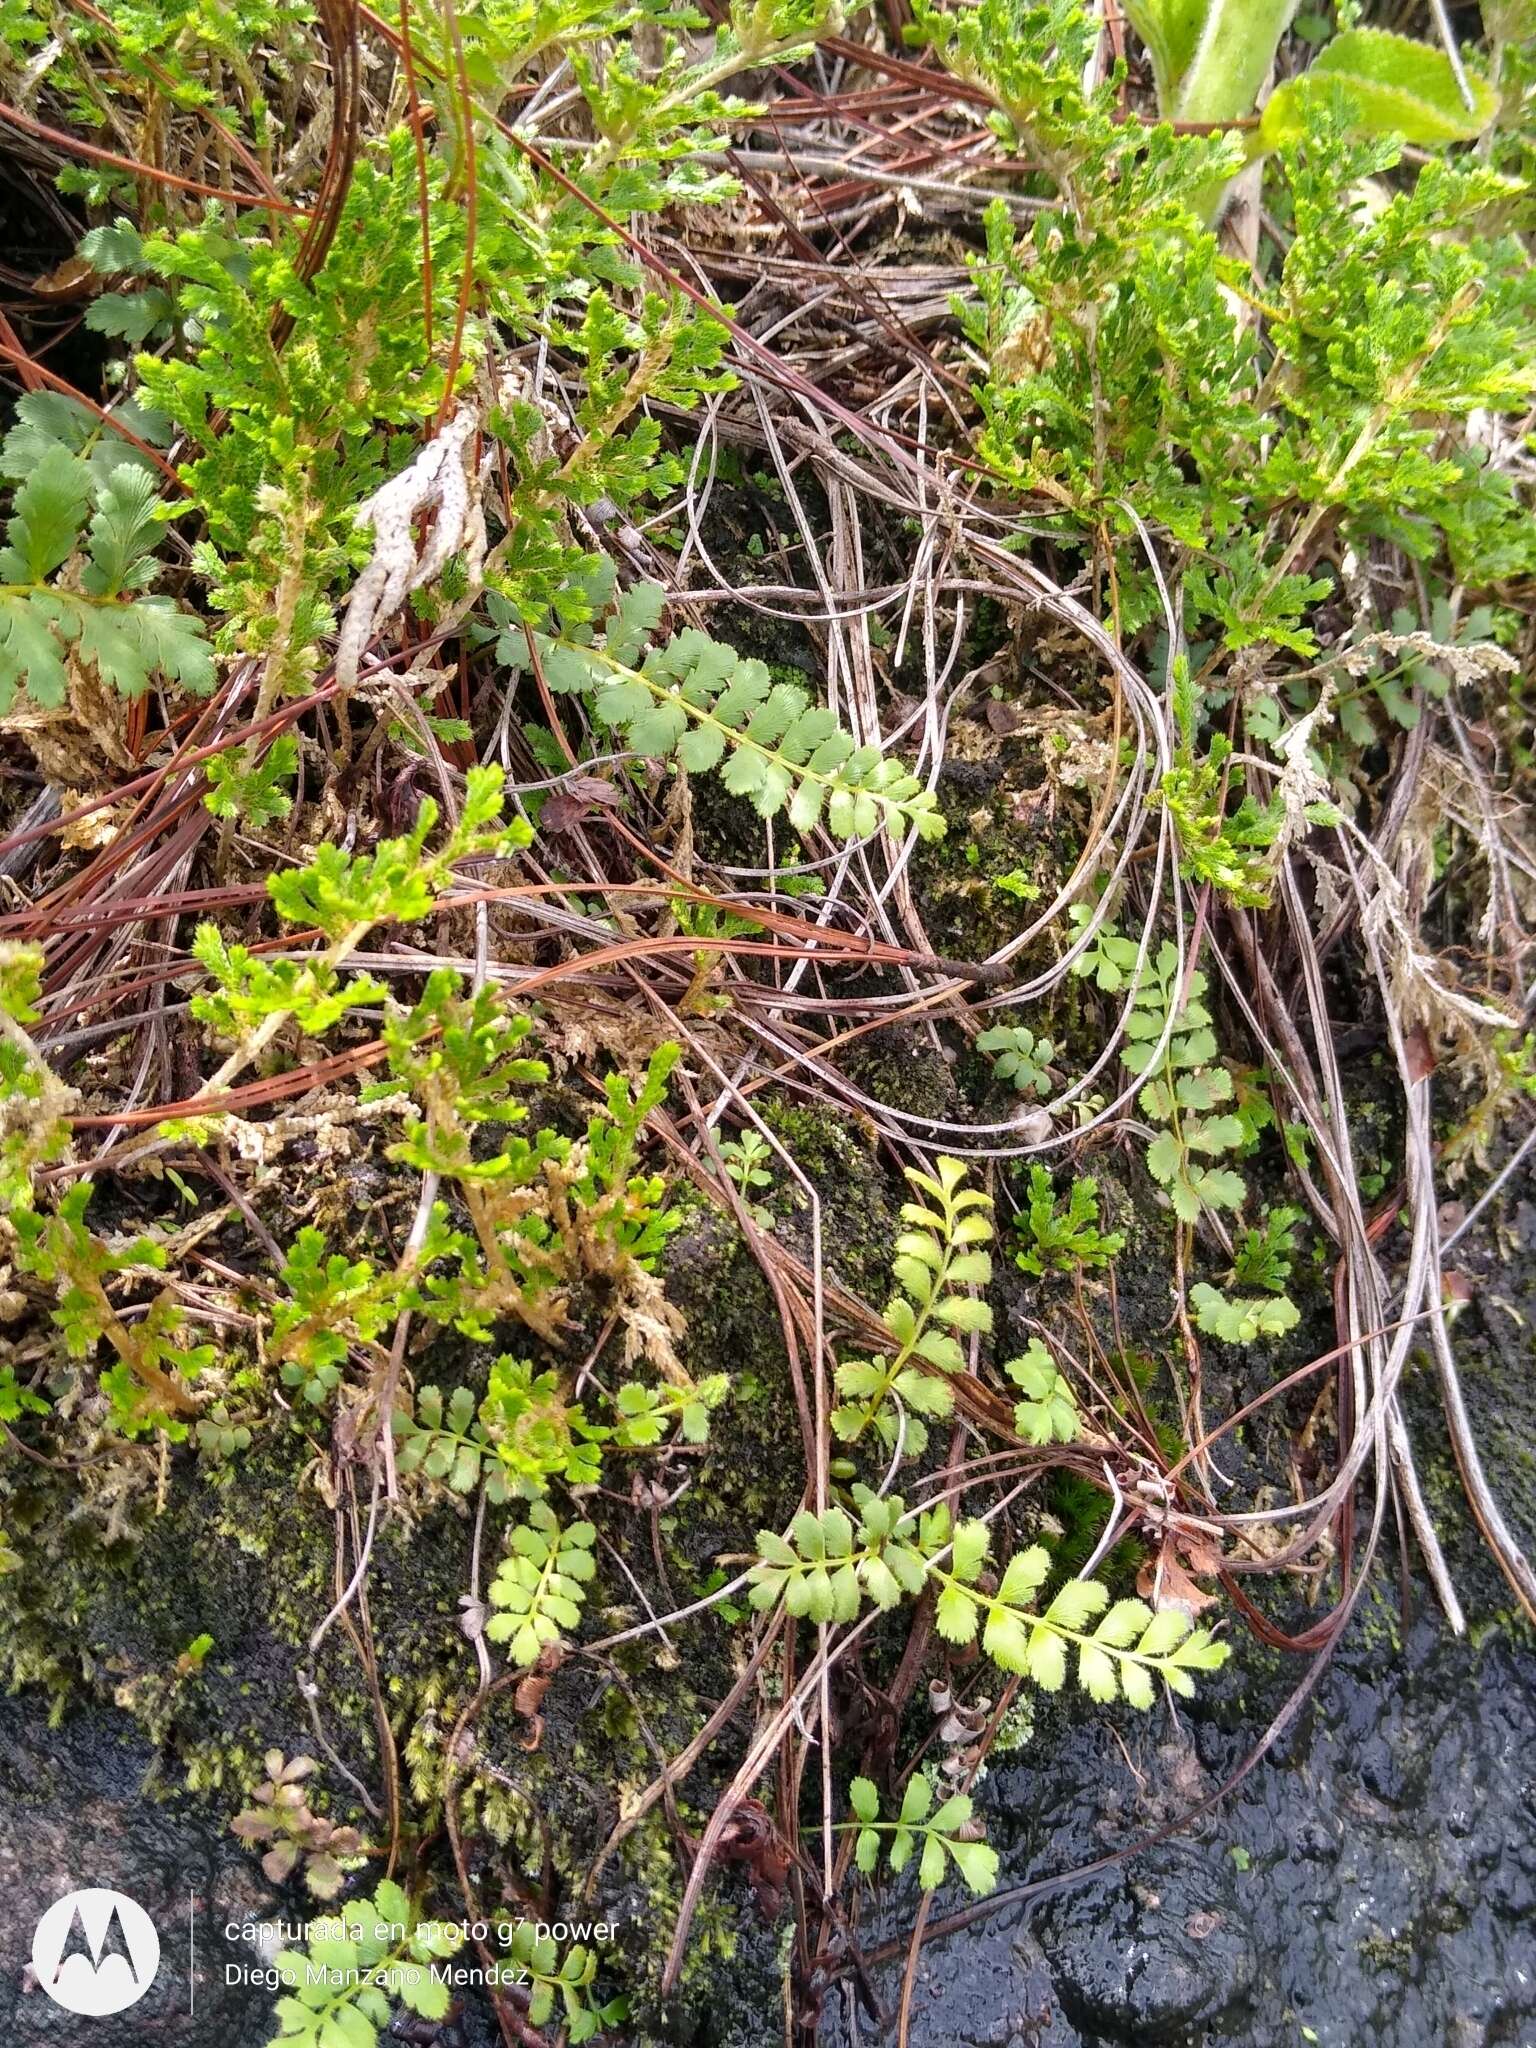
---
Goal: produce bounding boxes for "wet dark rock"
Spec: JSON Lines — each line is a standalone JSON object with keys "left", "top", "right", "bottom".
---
{"left": 1040, "top": 1860, "right": 1255, "bottom": 2040}
{"left": 0, "top": 1694, "right": 273, "bottom": 2047}
{"left": 837, "top": 1604, "right": 1536, "bottom": 2048}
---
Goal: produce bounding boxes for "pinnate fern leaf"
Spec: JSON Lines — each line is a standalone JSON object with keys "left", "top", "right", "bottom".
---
{"left": 515, "top": 583, "right": 945, "bottom": 843}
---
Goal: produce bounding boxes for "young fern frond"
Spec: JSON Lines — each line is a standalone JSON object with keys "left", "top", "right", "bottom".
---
{"left": 192, "top": 928, "right": 388, "bottom": 1043}
{"left": 486, "top": 1501, "right": 598, "bottom": 1666}
{"left": 1122, "top": 940, "right": 1248, "bottom": 1222}
{"left": 925, "top": 1518, "right": 1229, "bottom": 1707}
{"left": 499, "top": 1922, "right": 628, "bottom": 2044}
{"left": 747, "top": 1493, "right": 935, "bottom": 1622}
{"left": 13, "top": 1182, "right": 209, "bottom": 1432}
{"left": 1005, "top": 1339, "right": 1081, "bottom": 1444}
{"left": 508, "top": 581, "right": 945, "bottom": 842}
{"left": 182, "top": 767, "right": 532, "bottom": 1115}
{"left": 846, "top": 1774, "right": 999, "bottom": 1896}
{"left": 976, "top": 1022, "right": 1055, "bottom": 1096}
{"left": 1232, "top": 1204, "right": 1303, "bottom": 1292}
{"left": 270, "top": 1229, "right": 406, "bottom": 1403}
{"left": 831, "top": 1156, "right": 993, "bottom": 1459}
{"left": 612, "top": 1372, "right": 730, "bottom": 1447}
{"left": 1012, "top": 1164, "right": 1124, "bottom": 1276}
{"left": 748, "top": 1492, "right": 1229, "bottom": 1707}
{"left": 268, "top": 1882, "right": 464, "bottom": 2046}
{"left": 399, "top": 1359, "right": 607, "bottom": 1502}
{"left": 1188, "top": 1281, "right": 1301, "bottom": 1344}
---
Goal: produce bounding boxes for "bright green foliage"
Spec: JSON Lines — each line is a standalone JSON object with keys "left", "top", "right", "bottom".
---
{"left": 847, "top": 1774, "right": 999, "bottom": 1896}
{"left": 1188, "top": 1281, "right": 1301, "bottom": 1344}
{"left": 720, "top": 1128, "right": 776, "bottom": 1225}
{"left": 510, "top": 578, "right": 945, "bottom": 842}
{"left": 1066, "top": 905, "right": 1145, "bottom": 992}
{"left": 1126, "top": 0, "right": 1495, "bottom": 156}
{"left": 1255, "top": 118, "right": 1536, "bottom": 596}
{"left": 90, "top": 0, "right": 823, "bottom": 710}
{"left": 33, "top": 0, "right": 316, "bottom": 157}
{"left": 496, "top": 1922, "right": 628, "bottom": 2044}
{"left": 750, "top": 1494, "right": 1228, "bottom": 1704}
{"left": 1005, "top": 1340, "right": 1080, "bottom": 1445}
{"left": 13, "top": 1181, "right": 211, "bottom": 1436}
{"left": 1158, "top": 668, "right": 1284, "bottom": 905}
{"left": 485, "top": 1501, "right": 598, "bottom": 1665}
{"left": 0, "top": 1363, "right": 49, "bottom": 1423}
{"left": 267, "top": 1881, "right": 464, "bottom": 2048}
{"left": 393, "top": 1359, "right": 725, "bottom": 1498}
{"left": 1261, "top": 28, "right": 1499, "bottom": 150}
{"left": 394, "top": 1361, "right": 606, "bottom": 1503}
{"left": 670, "top": 890, "right": 761, "bottom": 1013}
{"left": 137, "top": 137, "right": 462, "bottom": 560}
{"left": 394, "top": 1181, "right": 570, "bottom": 1346}
{"left": 930, "top": 11, "right": 1253, "bottom": 583}
{"left": 976, "top": 1022, "right": 1055, "bottom": 1095}
{"left": 364, "top": 982, "right": 680, "bottom": 1347}
{"left": 926, "top": 1513, "right": 1229, "bottom": 1705}
{"left": 927, "top": 0, "right": 1536, "bottom": 649}
{"left": 0, "top": 391, "right": 168, "bottom": 499}
{"left": 1123, "top": 942, "right": 1248, "bottom": 1223}
{"left": 78, "top": 218, "right": 175, "bottom": 345}
{"left": 192, "top": 928, "right": 387, "bottom": 1043}
{"left": 568, "top": 1043, "right": 684, "bottom": 1271}
{"left": 376, "top": 969, "right": 549, "bottom": 1181}
{"left": 270, "top": 1230, "right": 405, "bottom": 1404}
{"left": 1232, "top": 1205, "right": 1303, "bottom": 1293}
{"left": 747, "top": 1491, "right": 934, "bottom": 1622}
{"left": 612, "top": 1371, "right": 730, "bottom": 1447}
{"left": 0, "top": 942, "right": 72, "bottom": 1212}
{"left": 0, "top": 445, "right": 212, "bottom": 712}
{"left": 1123, "top": 0, "right": 1282, "bottom": 121}
{"left": 443, "top": 0, "right": 832, "bottom": 332}
{"left": 550, "top": 290, "right": 734, "bottom": 505}
{"left": 190, "top": 772, "right": 530, "bottom": 1089}
{"left": 1080, "top": 918, "right": 1257, "bottom": 1250}
{"left": 267, "top": 769, "right": 530, "bottom": 941}
{"left": 204, "top": 736, "right": 299, "bottom": 827}
{"left": 831, "top": 1156, "right": 993, "bottom": 1458}
{"left": 1012, "top": 1165, "right": 1124, "bottom": 1277}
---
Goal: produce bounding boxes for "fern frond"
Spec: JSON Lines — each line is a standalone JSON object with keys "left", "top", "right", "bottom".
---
{"left": 831, "top": 1155, "right": 993, "bottom": 1458}
{"left": 486, "top": 1501, "right": 598, "bottom": 1665}
{"left": 513, "top": 582, "right": 945, "bottom": 842}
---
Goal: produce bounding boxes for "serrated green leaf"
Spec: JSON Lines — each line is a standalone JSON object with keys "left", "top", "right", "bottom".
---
{"left": 849, "top": 1776, "right": 880, "bottom": 1822}
{"left": 899, "top": 1775, "right": 933, "bottom": 1824}
{"left": 948, "top": 1838, "right": 1000, "bottom": 1896}
{"left": 1026, "top": 1625, "right": 1067, "bottom": 1691}
{"left": 4, "top": 446, "right": 89, "bottom": 579}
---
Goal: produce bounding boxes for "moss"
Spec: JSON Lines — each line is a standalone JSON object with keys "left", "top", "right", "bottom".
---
{"left": 752, "top": 1094, "right": 900, "bottom": 1300}
{"left": 904, "top": 710, "right": 1086, "bottom": 968}
{"left": 0, "top": 1192, "right": 833, "bottom": 2042}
